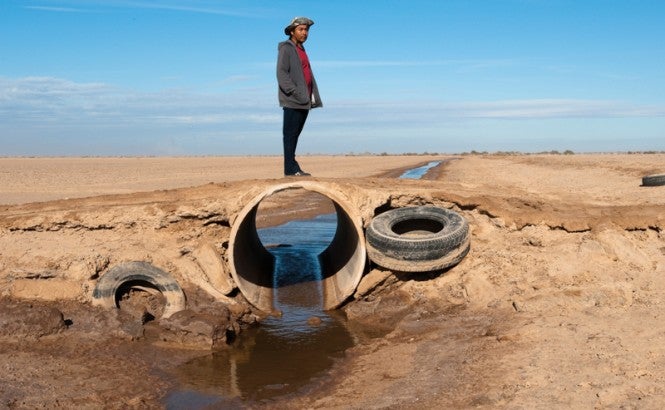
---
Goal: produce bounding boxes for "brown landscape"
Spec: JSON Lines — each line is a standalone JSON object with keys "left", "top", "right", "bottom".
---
{"left": 1, "top": 153, "right": 664, "bottom": 409}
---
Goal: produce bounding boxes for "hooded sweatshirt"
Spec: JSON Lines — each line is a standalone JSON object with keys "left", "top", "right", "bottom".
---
{"left": 276, "top": 40, "right": 323, "bottom": 109}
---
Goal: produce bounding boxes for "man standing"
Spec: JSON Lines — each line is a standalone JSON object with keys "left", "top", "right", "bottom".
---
{"left": 276, "top": 16, "right": 322, "bottom": 177}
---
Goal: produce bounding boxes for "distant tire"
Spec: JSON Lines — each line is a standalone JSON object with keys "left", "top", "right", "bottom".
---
{"left": 366, "top": 206, "right": 470, "bottom": 272}
{"left": 642, "top": 174, "right": 665, "bottom": 187}
{"left": 92, "top": 261, "right": 186, "bottom": 318}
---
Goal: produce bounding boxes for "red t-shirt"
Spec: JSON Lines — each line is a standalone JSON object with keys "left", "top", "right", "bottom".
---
{"left": 295, "top": 45, "right": 313, "bottom": 96}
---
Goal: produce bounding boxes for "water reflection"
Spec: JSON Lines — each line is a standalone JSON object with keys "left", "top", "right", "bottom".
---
{"left": 168, "top": 213, "right": 356, "bottom": 406}
{"left": 171, "top": 311, "right": 353, "bottom": 405}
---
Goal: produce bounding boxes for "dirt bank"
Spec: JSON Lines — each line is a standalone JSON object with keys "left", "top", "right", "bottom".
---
{"left": 1, "top": 154, "right": 664, "bottom": 408}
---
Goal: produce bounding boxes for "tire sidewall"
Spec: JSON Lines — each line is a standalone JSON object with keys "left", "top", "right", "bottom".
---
{"left": 92, "top": 261, "right": 186, "bottom": 318}
{"left": 642, "top": 174, "right": 665, "bottom": 187}
{"left": 366, "top": 206, "right": 470, "bottom": 270}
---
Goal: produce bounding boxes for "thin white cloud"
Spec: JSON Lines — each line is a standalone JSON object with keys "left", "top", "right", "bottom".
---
{"left": 325, "top": 98, "right": 665, "bottom": 122}
{"left": 447, "top": 99, "right": 665, "bottom": 119}
{"left": 25, "top": 6, "right": 91, "bottom": 13}
{"left": 122, "top": 1, "right": 264, "bottom": 17}
{"left": 0, "top": 76, "right": 275, "bottom": 126}
{"left": 315, "top": 59, "right": 517, "bottom": 69}
{"left": 153, "top": 113, "right": 280, "bottom": 125}
{"left": 23, "top": 0, "right": 269, "bottom": 18}
{"left": 2, "top": 77, "right": 664, "bottom": 128}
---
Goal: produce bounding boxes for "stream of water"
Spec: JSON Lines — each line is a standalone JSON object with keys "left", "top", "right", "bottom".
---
{"left": 399, "top": 160, "right": 441, "bottom": 179}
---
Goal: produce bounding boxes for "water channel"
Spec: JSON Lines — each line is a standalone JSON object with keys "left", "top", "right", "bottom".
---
{"left": 399, "top": 160, "right": 441, "bottom": 179}
{"left": 165, "top": 161, "right": 441, "bottom": 408}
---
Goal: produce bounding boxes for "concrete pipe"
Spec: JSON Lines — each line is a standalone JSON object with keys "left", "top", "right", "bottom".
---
{"left": 228, "top": 181, "right": 366, "bottom": 312}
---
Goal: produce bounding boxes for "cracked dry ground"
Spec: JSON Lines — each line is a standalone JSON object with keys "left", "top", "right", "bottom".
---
{"left": 1, "top": 154, "right": 664, "bottom": 408}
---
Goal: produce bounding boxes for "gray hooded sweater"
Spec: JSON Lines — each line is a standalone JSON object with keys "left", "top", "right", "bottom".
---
{"left": 276, "top": 40, "right": 323, "bottom": 110}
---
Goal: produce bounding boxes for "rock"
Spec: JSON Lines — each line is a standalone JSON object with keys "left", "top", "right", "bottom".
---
{"left": 192, "top": 242, "right": 235, "bottom": 295}
{"left": 0, "top": 299, "right": 67, "bottom": 339}
{"left": 115, "top": 310, "right": 146, "bottom": 340}
{"left": 354, "top": 268, "right": 392, "bottom": 298}
{"left": 158, "top": 303, "right": 237, "bottom": 349}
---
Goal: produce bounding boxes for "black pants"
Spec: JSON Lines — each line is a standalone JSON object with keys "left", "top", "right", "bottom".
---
{"left": 282, "top": 107, "right": 309, "bottom": 175}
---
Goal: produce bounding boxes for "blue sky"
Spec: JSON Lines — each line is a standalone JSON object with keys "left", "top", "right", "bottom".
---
{"left": 1, "top": 0, "right": 664, "bottom": 156}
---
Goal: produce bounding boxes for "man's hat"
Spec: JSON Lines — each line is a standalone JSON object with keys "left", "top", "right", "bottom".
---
{"left": 284, "top": 16, "right": 314, "bottom": 36}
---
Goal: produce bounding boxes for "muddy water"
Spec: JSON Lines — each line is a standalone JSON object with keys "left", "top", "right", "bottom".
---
{"left": 166, "top": 214, "right": 357, "bottom": 407}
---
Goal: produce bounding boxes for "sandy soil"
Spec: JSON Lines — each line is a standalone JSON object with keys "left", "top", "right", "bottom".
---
{"left": 1, "top": 153, "right": 664, "bottom": 408}
{"left": 0, "top": 155, "right": 441, "bottom": 205}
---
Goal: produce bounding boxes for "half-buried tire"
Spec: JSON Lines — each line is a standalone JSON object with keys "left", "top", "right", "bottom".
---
{"left": 92, "top": 261, "right": 186, "bottom": 319}
{"left": 366, "top": 206, "right": 470, "bottom": 272}
{"left": 642, "top": 174, "right": 665, "bottom": 187}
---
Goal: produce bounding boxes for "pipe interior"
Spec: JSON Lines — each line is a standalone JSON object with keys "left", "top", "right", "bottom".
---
{"left": 229, "top": 183, "right": 366, "bottom": 312}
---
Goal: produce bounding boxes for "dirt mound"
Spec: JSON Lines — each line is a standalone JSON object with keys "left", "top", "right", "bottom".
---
{"left": 0, "top": 299, "right": 67, "bottom": 339}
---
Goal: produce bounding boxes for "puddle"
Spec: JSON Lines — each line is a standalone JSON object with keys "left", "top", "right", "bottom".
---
{"left": 167, "top": 308, "right": 354, "bottom": 406}
{"left": 399, "top": 160, "right": 441, "bottom": 179}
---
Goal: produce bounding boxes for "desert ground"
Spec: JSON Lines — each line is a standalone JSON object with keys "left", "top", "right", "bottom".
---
{"left": 0, "top": 153, "right": 664, "bottom": 409}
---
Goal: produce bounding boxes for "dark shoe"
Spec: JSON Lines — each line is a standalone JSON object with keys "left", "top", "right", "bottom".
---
{"left": 285, "top": 171, "right": 311, "bottom": 177}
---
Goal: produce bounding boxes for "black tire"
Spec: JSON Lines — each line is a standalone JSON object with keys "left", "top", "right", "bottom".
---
{"left": 92, "top": 261, "right": 186, "bottom": 318}
{"left": 366, "top": 206, "right": 470, "bottom": 272}
{"left": 642, "top": 174, "right": 665, "bottom": 187}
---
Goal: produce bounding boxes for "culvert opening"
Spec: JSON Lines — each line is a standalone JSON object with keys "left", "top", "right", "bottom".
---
{"left": 228, "top": 181, "right": 367, "bottom": 312}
